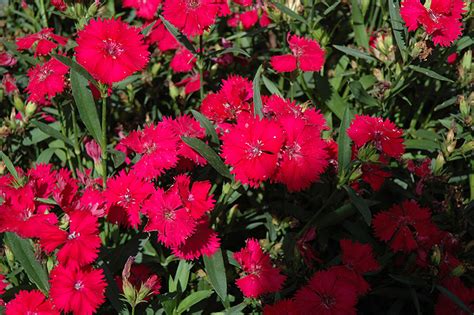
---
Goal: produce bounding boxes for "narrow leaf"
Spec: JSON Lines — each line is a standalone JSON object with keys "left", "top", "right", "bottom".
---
{"left": 159, "top": 15, "right": 197, "bottom": 55}
{"left": 337, "top": 107, "right": 353, "bottom": 176}
{"left": 176, "top": 290, "right": 213, "bottom": 314}
{"left": 272, "top": 1, "right": 307, "bottom": 24}
{"left": 333, "top": 45, "right": 376, "bottom": 62}
{"left": 349, "top": 81, "right": 380, "bottom": 107}
{"left": 141, "top": 20, "right": 156, "bottom": 36}
{"left": 31, "top": 121, "right": 74, "bottom": 147}
{"left": 351, "top": 0, "right": 369, "bottom": 49}
{"left": 203, "top": 249, "right": 227, "bottom": 303}
{"left": 344, "top": 186, "right": 372, "bottom": 225}
{"left": 4, "top": 232, "right": 50, "bottom": 293}
{"left": 388, "top": 0, "right": 408, "bottom": 60}
{"left": 182, "top": 137, "right": 232, "bottom": 179}
{"left": 53, "top": 54, "right": 99, "bottom": 87}
{"left": 409, "top": 65, "right": 454, "bottom": 82}
{"left": 0, "top": 152, "right": 20, "bottom": 182}
{"left": 262, "top": 75, "right": 283, "bottom": 97}
{"left": 436, "top": 285, "right": 473, "bottom": 314}
{"left": 191, "top": 109, "right": 219, "bottom": 144}
{"left": 253, "top": 65, "right": 264, "bottom": 118}
{"left": 70, "top": 69, "right": 103, "bottom": 146}
{"left": 214, "top": 47, "right": 250, "bottom": 58}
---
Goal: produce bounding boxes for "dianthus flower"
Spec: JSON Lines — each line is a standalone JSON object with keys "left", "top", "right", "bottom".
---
{"left": 170, "top": 47, "right": 196, "bottom": 73}
{"left": 435, "top": 277, "right": 474, "bottom": 315}
{"left": 118, "top": 123, "right": 179, "bottom": 179}
{"left": 347, "top": 115, "right": 405, "bottom": 158}
{"left": 221, "top": 114, "right": 284, "bottom": 187}
{"left": 2, "top": 73, "right": 18, "bottom": 95}
{"left": 16, "top": 28, "right": 67, "bottom": 57}
{"left": 147, "top": 20, "right": 179, "bottom": 52}
{"left": 263, "top": 299, "right": 297, "bottom": 315}
{"left": 373, "top": 200, "right": 435, "bottom": 252}
{"left": 104, "top": 170, "right": 155, "bottom": 227}
{"left": 116, "top": 263, "right": 161, "bottom": 296}
{"left": 39, "top": 211, "right": 101, "bottom": 267}
{"left": 26, "top": 58, "right": 69, "bottom": 104}
{"left": 400, "top": 0, "right": 466, "bottom": 47}
{"left": 75, "top": 19, "right": 150, "bottom": 84}
{"left": 162, "top": 0, "right": 219, "bottom": 37}
{"left": 6, "top": 290, "right": 59, "bottom": 315}
{"left": 171, "top": 218, "right": 220, "bottom": 260}
{"left": 233, "top": 238, "right": 286, "bottom": 298}
{"left": 271, "top": 33, "right": 325, "bottom": 72}
{"left": 172, "top": 174, "right": 215, "bottom": 218}
{"left": 0, "top": 52, "right": 17, "bottom": 67}
{"left": 273, "top": 116, "right": 329, "bottom": 192}
{"left": 123, "top": 0, "right": 161, "bottom": 20}
{"left": 200, "top": 75, "right": 253, "bottom": 122}
{"left": 49, "top": 265, "right": 107, "bottom": 315}
{"left": 294, "top": 269, "right": 358, "bottom": 315}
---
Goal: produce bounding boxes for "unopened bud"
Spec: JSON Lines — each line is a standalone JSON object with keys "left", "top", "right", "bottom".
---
{"left": 451, "top": 264, "right": 465, "bottom": 277}
{"left": 25, "top": 102, "right": 37, "bottom": 117}
{"left": 433, "top": 152, "right": 445, "bottom": 175}
{"left": 13, "top": 95, "right": 24, "bottom": 113}
{"left": 430, "top": 245, "right": 441, "bottom": 266}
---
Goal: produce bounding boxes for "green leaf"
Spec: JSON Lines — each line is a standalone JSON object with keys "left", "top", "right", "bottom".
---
{"left": 272, "top": 1, "right": 307, "bottom": 24}
{"left": 317, "top": 204, "right": 356, "bottom": 229}
{"left": 262, "top": 75, "right": 283, "bottom": 97}
{"left": 36, "top": 148, "right": 57, "bottom": 164}
{"left": 344, "top": 186, "right": 372, "bottom": 225}
{"left": 388, "top": 0, "right": 408, "bottom": 60}
{"left": 436, "top": 285, "right": 473, "bottom": 314}
{"left": 159, "top": 15, "right": 197, "bottom": 55}
{"left": 1, "top": 40, "right": 38, "bottom": 65}
{"left": 182, "top": 137, "right": 232, "bottom": 179}
{"left": 351, "top": 0, "right": 369, "bottom": 49}
{"left": 31, "top": 121, "right": 74, "bottom": 147}
{"left": 203, "top": 249, "right": 227, "bottom": 303}
{"left": 213, "top": 47, "right": 250, "bottom": 58}
{"left": 404, "top": 139, "right": 439, "bottom": 151}
{"left": 253, "top": 65, "right": 264, "bottom": 118}
{"left": 109, "top": 149, "right": 126, "bottom": 168}
{"left": 349, "top": 81, "right": 380, "bottom": 107}
{"left": 323, "top": 0, "right": 341, "bottom": 15}
{"left": 327, "top": 91, "right": 346, "bottom": 119}
{"left": 191, "top": 109, "right": 219, "bottom": 144}
{"left": 176, "top": 290, "right": 213, "bottom": 314}
{"left": 409, "top": 65, "right": 454, "bottom": 82}
{"left": 4, "top": 233, "right": 50, "bottom": 293}
{"left": 53, "top": 54, "right": 99, "bottom": 87}
{"left": 333, "top": 45, "right": 376, "bottom": 62}
{"left": 70, "top": 69, "right": 103, "bottom": 146}
{"left": 337, "top": 107, "right": 353, "bottom": 177}
{"left": 141, "top": 20, "right": 156, "bottom": 36}
{"left": 170, "top": 260, "right": 193, "bottom": 292}
{"left": 0, "top": 152, "right": 20, "bottom": 182}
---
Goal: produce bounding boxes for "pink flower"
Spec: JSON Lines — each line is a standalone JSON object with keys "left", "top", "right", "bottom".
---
{"left": 176, "top": 72, "right": 201, "bottom": 95}
{"left": 75, "top": 19, "right": 150, "bottom": 84}
{"left": 347, "top": 115, "right": 405, "bottom": 158}
{"left": 50, "top": 265, "right": 107, "bottom": 315}
{"left": 240, "top": 9, "right": 259, "bottom": 29}
{"left": 173, "top": 174, "right": 215, "bottom": 218}
{"left": 0, "top": 52, "right": 17, "bottom": 67}
{"left": 16, "top": 28, "right": 67, "bottom": 57}
{"left": 271, "top": 33, "right": 325, "bottom": 73}
{"left": 123, "top": 0, "right": 161, "bottom": 20}
{"left": 85, "top": 139, "right": 102, "bottom": 164}
{"left": 234, "top": 239, "right": 287, "bottom": 298}
{"left": 162, "top": 0, "right": 219, "bottom": 37}
{"left": 171, "top": 218, "right": 220, "bottom": 260}
{"left": 26, "top": 58, "right": 69, "bottom": 104}
{"left": 221, "top": 114, "right": 284, "bottom": 187}
{"left": 147, "top": 20, "right": 179, "bottom": 52}
{"left": 447, "top": 52, "right": 458, "bottom": 64}
{"left": 6, "top": 290, "right": 59, "bottom": 315}
{"left": 51, "top": 0, "right": 67, "bottom": 11}
{"left": 400, "top": 0, "right": 466, "bottom": 46}
{"left": 170, "top": 47, "right": 196, "bottom": 73}
{"left": 2, "top": 73, "right": 18, "bottom": 95}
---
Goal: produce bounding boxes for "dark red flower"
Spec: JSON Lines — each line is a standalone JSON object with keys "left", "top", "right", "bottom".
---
{"left": 435, "top": 277, "right": 474, "bottom": 315}
{"left": 171, "top": 218, "right": 220, "bottom": 260}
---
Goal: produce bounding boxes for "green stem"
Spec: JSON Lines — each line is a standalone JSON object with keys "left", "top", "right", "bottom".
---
{"left": 298, "top": 72, "right": 316, "bottom": 105}
{"left": 37, "top": 0, "right": 48, "bottom": 28}
{"left": 71, "top": 105, "right": 84, "bottom": 173}
{"left": 131, "top": 305, "right": 135, "bottom": 315}
{"left": 198, "top": 35, "right": 204, "bottom": 101}
{"left": 57, "top": 102, "right": 76, "bottom": 178}
{"left": 470, "top": 159, "right": 474, "bottom": 201}
{"left": 101, "top": 94, "right": 108, "bottom": 188}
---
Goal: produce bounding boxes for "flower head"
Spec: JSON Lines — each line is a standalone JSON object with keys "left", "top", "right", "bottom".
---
{"left": 171, "top": 218, "right": 220, "bottom": 260}
{"left": 6, "top": 290, "right": 59, "bottom": 315}
{"left": 16, "top": 28, "right": 67, "bottom": 57}
{"left": 123, "top": 0, "right": 161, "bottom": 20}
{"left": 75, "top": 18, "right": 150, "bottom": 84}
{"left": 26, "top": 58, "right": 69, "bottom": 104}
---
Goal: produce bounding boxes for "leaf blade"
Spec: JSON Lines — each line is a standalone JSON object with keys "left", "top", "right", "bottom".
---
{"left": 203, "top": 249, "right": 227, "bottom": 303}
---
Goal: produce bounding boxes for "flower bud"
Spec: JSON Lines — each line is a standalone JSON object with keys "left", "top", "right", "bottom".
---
{"left": 24, "top": 102, "right": 37, "bottom": 117}
{"left": 13, "top": 95, "right": 24, "bottom": 113}
{"left": 451, "top": 264, "right": 465, "bottom": 277}
{"left": 430, "top": 245, "right": 441, "bottom": 266}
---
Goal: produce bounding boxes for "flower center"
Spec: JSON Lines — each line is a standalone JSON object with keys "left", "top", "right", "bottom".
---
{"left": 320, "top": 294, "right": 336, "bottom": 309}
{"left": 291, "top": 46, "right": 304, "bottom": 57}
{"left": 118, "top": 189, "right": 135, "bottom": 206}
{"left": 38, "top": 67, "right": 53, "bottom": 82}
{"left": 103, "top": 39, "right": 124, "bottom": 59}
{"left": 68, "top": 231, "right": 80, "bottom": 240}
{"left": 164, "top": 208, "right": 176, "bottom": 221}
{"left": 74, "top": 280, "right": 84, "bottom": 291}
{"left": 286, "top": 142, "right": 302, "bottom": 160}
{"left": 186, "top": 0, "right": 200, "bottom": 9}
{"left": 427, "top": 9, "right": 442, "bottom": 23}
{"left": 245, "top": 140, "right": 264, "bottom": 159}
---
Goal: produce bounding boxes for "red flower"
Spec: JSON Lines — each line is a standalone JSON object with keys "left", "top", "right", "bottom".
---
{"left": 0, "top": 52, "right": 17, "bottom": 67}
{"left": 176, "top": 72, "right": 201, "bottom": 95}
{"left": 373, "top": 200, "right": 434, "bottom": 252}
{"left": 2, "top": 73, "right": 18, "bottom": 95}
{"left": 147, "top": 20, "right": 179, "bottom": 52}
{"left": 6, "top": 290, "right": 59, "bottom": 315}
{"left": 118, "top": 123, "right": 179, "bottom": 179}
{"left": 26, "top": 58, "right": 69, "bottom": 104}
{"left": 16, "top": 28, "right": 67, "bottom": 57}
{"left": 234, "top": 239, "right": 286, "bottom": 298}
{"left": 144, "top": 188, "right": 196, "bottom": 246}
{"left": 435, "top": 277, "right": 474, "bottom": 315}
{"left": 39, "top": 211, "right": 101, "bottom": 267}
{"left": 75, "top": 19, "right": 150, "bottom": 84}
{"left": 51, "top": 0, "right": 67, "bottom": 11}
{"left": 117, "top": 264, "right": 161, "bottom": 295}
{"left": 447, "top": 52, "right": 459, "bottom": 64}
{"left": 200, "top": 75, "right": 253, "bottom": 122}
{"left": 173, "top": 174, "right": 214, "bottom": 218}
{"left": 50, "top": 265, "right": 107, "bottom": 315}
{"left": 400, "top": 0, "right": 466, "bottom": 47}
{"left": 273, "top": 116, "right": 329, "bottom": 192}
{"left": 347, "top": 115, "right": 405, "bottom": 158}
{"left": 123, "top": 0, "right": 161, "bottom": 20}
{"left": 104, "top": 170, "right": 155, "bottom": 227}
{"left": 360, "top": 163, "right": 391, "bottom": 191}
{"left": 0, "top": 274, "right": 7, "bottom": 295}
{"left": 162, "top": 0, "right": 219, "bottom": 37}
{"left": 240, "top": 9, "right": 259, "bottom": 29}
{"left": 171, "top": 218, "right": 220, "bottom": 260}
{"left": 263, "top": 299, "right": 298, "bottom": 315}
{"left": 170, "top": 47, "right": 196, "bottom": 73}
{"left": 221, "top": 114, "right": 284, "bottom": 187}
{"left": 294, "top": 269, "right": 358, "bottom": 315}
{"left": 271, "top": 34, "right": 325, "bottom": 73}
